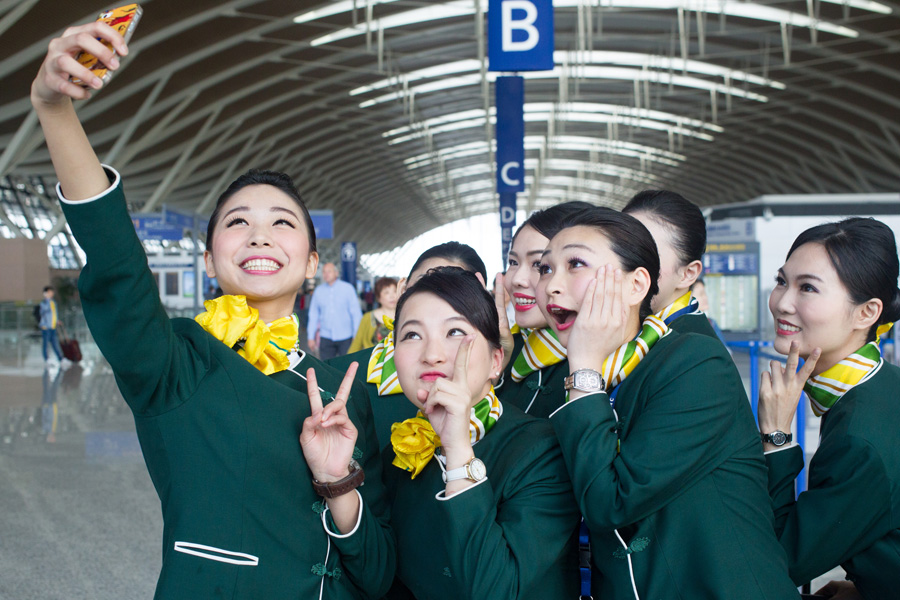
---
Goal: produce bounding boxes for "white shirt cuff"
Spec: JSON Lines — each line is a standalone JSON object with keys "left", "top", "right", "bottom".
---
{"left": 56, "top": 165, "right": 120, "bottom": 204}
{"left": 319, "top": 489, "right": 364, "bottom": 538}
{"left": 435, "top": 476, "right": 489, "bottom": 501}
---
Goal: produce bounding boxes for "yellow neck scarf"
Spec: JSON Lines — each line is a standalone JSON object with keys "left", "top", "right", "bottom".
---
{"left": 195, "top": 295, "right": 298, "bottom": 375}
{"left": 390, "top": 387, "right": 502, "bottom": 479}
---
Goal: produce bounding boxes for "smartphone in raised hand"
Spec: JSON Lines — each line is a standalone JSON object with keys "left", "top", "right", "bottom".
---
{"left": 72, "top": 4, "right": 143, "bottom": 87}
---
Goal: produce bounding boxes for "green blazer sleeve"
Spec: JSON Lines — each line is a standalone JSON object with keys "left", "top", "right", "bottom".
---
{"left": 551, "top": 345, "right": 743, "bottom": 530}
{"left": 434, "top": 431, "right": 579, "bottom": 599}
{"left": 60, "top": 172, "right": 206, "bottom": 416}
{"left": 766, "top": 435, "right": 894, "bottom": 586}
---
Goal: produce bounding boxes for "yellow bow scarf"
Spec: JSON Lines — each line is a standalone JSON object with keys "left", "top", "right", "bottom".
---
{"left": 195, "top": 295, "right": 298, "bottom": 375}
{"left": 510, "top": 327, "right": 567, "bottom": 382}
{"left": 366, "top": 316, "right": 403, "bottom": 396}
{"left": 804, "top": 322, "right": 893, "bottom": 416}
{"left": 390, "top": 387, "right": 502, "bottom": 479}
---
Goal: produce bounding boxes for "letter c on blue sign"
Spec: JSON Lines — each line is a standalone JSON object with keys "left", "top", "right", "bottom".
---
{"left": 501, "top": 161, "right": 521, "bottom": 187}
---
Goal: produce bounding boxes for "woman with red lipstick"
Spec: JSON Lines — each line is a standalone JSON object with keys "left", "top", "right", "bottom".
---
{"left": 31, "top": 22, "right": 394, "bottom": 599}
{"left": 383, "top": 267, "right": 580, "bottom": 600}
{"left": 623, "top": 190, "right": 721, "bottom": 340}
{"left": 540, "top": 207, "right": 798, "bottom": 600}
{"left": 497, "top": 201, "right": 592, "bottom": 417}
{"left": 329, "top": 242, "right": 492, "bottom": 450}
{"left": 759, "top": 218, "right": 900, "bottom": 600}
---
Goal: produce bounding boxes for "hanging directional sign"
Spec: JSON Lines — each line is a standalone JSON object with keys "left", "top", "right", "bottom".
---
{"left": 495, "top": 75, "right": 525, "bottom": 194}
{"left": 488, "top": 0, "right": 555, "bottom": 72}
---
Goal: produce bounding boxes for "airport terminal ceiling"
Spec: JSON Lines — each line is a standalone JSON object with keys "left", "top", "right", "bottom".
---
{"left": 0, "top": 0, "right": 898, "bottom": 258}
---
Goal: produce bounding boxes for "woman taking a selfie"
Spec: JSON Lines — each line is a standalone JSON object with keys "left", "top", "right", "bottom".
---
{"left": 383, "top": 267, "right": 580, "bottom": 599}
{"left": 759, "top": 218, "right": 900, "bottom": 600}
{"left": 622, "top": 190, "right": 720, "bottom": 340}
{"left": 539, "top": 207, "right": 797, "bottom": 600}
{"left": 497, "top": 201, "right": 592, "bottom": 418}
{"left": 31, "top": 21, "right": 393, "bottom": 599}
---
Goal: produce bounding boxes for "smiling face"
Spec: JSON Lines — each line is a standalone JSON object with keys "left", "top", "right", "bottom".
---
{"left": 204, "top": 184, "right": 318, "bottom": 322}
{"left": 769, "top": 242, "right": 873, "bottom": 374}
{"left": 393, "top": 292, "right": 502, "bottom": 410}
{"left": 504, "top": 225, "right": 550, "bottom": 330}
{"left": 537, "top": 226, "right": 636, "bottom": 347}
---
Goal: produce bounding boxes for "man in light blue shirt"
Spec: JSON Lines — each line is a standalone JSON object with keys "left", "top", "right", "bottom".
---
{"left": 306, "top": 262, "right": 362, "bottom": 359}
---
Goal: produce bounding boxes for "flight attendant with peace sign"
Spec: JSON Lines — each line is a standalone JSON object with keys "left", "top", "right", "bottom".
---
{"left": 381, "top": 267, "right": 580, "bottom": 600}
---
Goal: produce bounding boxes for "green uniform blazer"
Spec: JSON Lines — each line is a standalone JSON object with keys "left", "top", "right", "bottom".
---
{"left": 767, "top": 361, "right": 900, "bottom": 599}
{"left": 496, "top": 333, "right": 569, "bottom": 419}
{"left": 551, "top": 331, "right": 798, "bottom": 600}
{"left": 61, "top": 171, "right": 395, "bottom": 600}
{"left": 668, "top": 311, "right": 721, "bottom": 341}
{"left": 382, "top": 404, "right": 580, "bottom": 600}
{"left": 328, "top": 347, "right": 416, "bottom": 451}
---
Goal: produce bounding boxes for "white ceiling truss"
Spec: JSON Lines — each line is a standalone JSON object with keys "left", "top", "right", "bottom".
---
{"left": 0, "top": 0, "right": 898, "bottom": 258}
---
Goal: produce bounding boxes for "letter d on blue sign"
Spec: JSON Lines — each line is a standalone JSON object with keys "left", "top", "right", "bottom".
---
{"left": 496, "top": 76, "right": 525, "bottom": 194}
{"left": 488, "top": 0, "right": 554, "bottom": 72}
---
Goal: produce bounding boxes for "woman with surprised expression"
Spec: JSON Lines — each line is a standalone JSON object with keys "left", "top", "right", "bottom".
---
{"left": 538, "top": 207, "right": 798, "bottom": 600}
{"left": 382, "top": 267, "right": 580, "bottom": 600}
{"left": 496, "top": 201, "right": 593, "bottom": 418}
{"left": 31, "top": 19, "right": 393, "bottom": 600}
{"left": 759, "top": 218, "right": 900, "bottom": 600}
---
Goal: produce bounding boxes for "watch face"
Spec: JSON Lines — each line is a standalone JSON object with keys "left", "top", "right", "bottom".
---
{"left": 772, "top": 431, "right": 787, "bottom": 446}
{"left": 468, "top": 458, "right": 486, "bottom": 481}
{"left": 576, "top": 370, "right": 601, "bottom": 390}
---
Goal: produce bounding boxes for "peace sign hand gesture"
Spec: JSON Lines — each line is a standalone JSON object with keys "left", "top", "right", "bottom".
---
{"left": 419, "top": 335, "right": 476, "bottom": 457}
{"left": 299, "top": 363, "right": 359, "bottom": 483}
{"left": 758, "top": 341, "right": 821, "bottom": 450}
{"left": 566, "top": 266, "right": 632, "bottom": 380}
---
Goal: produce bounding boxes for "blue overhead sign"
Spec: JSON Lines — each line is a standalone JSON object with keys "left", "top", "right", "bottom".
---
{"left": 500, "top": 192, "right": 517, "bottom": 265}
{"left": 132, "top": 214, "right": 183, "bottom": 241}
{"left": 495, "top": 76, "right": 525, "bottom": 194}
{"left": 309, "top": 210, "right": 334, "bottom": 240}
{"left": 488, "top": 0, "right": 554, "bottom": 72}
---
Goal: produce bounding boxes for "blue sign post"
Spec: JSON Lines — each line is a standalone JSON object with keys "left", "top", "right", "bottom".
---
{"left": 496, "top": 76, "right": 525, "bottom": 266}
{"left": 488, "top": 0, "right": 555, "bottom": 72}
{"left": 340, "top": 242, "right": 357, "bottom": 289}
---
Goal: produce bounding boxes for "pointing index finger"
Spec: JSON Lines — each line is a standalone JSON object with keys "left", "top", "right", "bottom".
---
{"left": 306, "top": 368, "right": 323, "bottom": 416}
{"left": 452, "top": 334, "right": 474, "bottom": 384}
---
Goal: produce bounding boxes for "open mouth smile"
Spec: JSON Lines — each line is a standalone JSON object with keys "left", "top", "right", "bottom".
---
{"left": 240, "top": 257, "right": 282, "bottom": 273}
{"left": 513, "top": 293, "right": 536, "bottom": 312}
{"left": 775, "top": 319, "right": 801, "bottom": 335}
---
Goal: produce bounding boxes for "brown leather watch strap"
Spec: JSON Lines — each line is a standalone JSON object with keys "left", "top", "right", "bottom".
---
{"left": 312, "top": 463, "right": 365, "bottom": 499}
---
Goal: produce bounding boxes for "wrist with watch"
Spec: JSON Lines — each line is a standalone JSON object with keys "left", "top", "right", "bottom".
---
{"left": 564, "top": 368, "right": 607, "bottom": 393}
{"left": 312, "top": 459, "right": 365, "bottom": 498}
{"left": 760, "top": 430, "right": 793, "bottom": 447}
{"left": 442, "top": 456, "right": 487, "bottom": 484}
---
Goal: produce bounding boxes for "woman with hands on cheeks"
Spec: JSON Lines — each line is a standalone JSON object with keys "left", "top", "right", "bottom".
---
{"left": 539, "top": 208, "right": 799, "bottom": 600}
{"left": 494, "top": 201, "right": 593, "bottom": 418}
{"left": 31, "top": 19, "right": 393, "bottom": 599}
{"left": 759, "top": 218, "right": 900, "bottom": 600}
{"left": 382, "top": 267, "right": 580, "bottom": 600}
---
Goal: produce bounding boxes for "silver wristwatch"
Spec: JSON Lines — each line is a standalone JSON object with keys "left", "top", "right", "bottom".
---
{"left": 760, "top": 431, "right": 792, "bottom": 446}
{"left": 442, "top": 457, "right": 487, "bottom": 483}
{"left": 564, "top": 369, "right": 606, "bottom": 393}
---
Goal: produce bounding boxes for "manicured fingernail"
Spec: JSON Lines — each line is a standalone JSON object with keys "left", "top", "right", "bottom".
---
{"left": 110, "top": 57, "right": 120, "bottom": 69}
{"left": 91, "top": 77, "right": 102, "bottom": 89}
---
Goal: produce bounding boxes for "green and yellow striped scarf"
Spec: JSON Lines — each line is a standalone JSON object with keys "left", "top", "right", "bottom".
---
{"left": 804, "top": 322, "right": 893, "bottom": 416}
{"left": 366, "top": 316, "right": 403, "bottom": 396}
{"left": 510, "top": 327, "right": 567, "bottom": 382}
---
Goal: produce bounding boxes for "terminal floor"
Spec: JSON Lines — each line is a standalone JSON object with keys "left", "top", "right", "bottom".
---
{"left": 0, "top": 332, "right": 843, "bottom": 599}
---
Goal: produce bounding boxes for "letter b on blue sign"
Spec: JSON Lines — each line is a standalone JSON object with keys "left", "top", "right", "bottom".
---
{"left": 488, "top": 0, "right": 554, "bottom": 72}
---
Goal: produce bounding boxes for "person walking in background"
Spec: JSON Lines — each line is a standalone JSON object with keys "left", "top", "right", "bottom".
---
{"left": 349, "top": 277, "right": 398, "bottom": 353}
{"left": 307, "top": 262, "right": 363, "bottom": 359}
{"left": 39, "top": 286, "right": 67, "bottom": 365}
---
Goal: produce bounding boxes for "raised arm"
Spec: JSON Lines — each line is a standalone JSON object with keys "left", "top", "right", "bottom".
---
{"left": 31, "top": 21, "right": 128, "bottom": 199}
